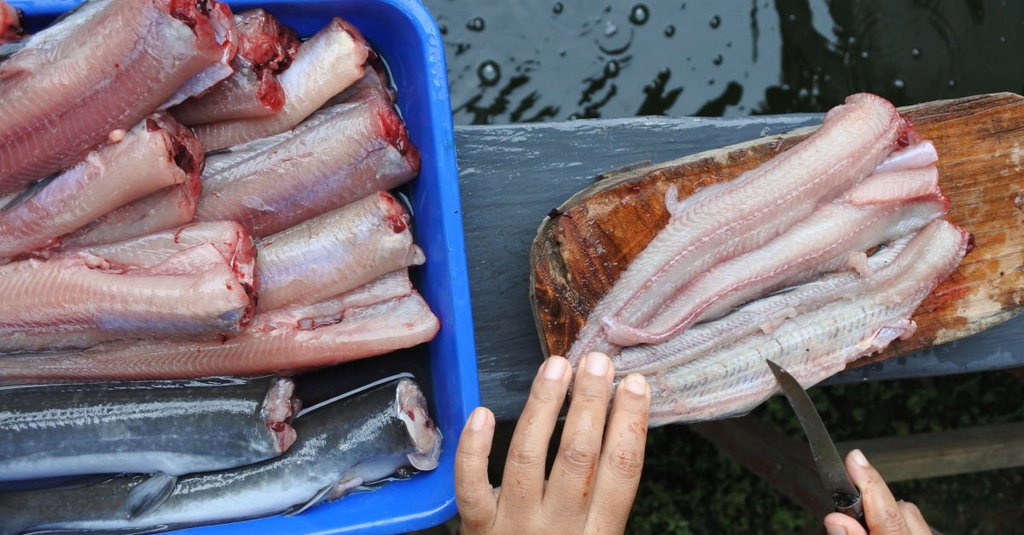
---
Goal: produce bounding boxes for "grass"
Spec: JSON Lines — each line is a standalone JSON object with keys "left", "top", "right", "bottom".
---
{"left": 627, "top": 369, "right": 1024, "bottom": 534}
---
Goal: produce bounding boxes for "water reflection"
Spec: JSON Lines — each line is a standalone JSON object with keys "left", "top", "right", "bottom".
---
{"left": 423, "top": 0, "right": 1023, "bottom": 125}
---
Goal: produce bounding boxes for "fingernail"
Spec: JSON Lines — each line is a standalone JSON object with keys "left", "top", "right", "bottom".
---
{"left": 543, "top": 356, "right": 568, "bottom": 380}
{"left": 584, "top": 352, "right": 610, "bottom": 376}
{"left": 622, "top": 373, "right": 648, "bottom": 395}
{"left": 467, "top": 407, "right": 488, "bottom": 431}
{"left": 850, "top": 448, "right": 870, "bottom": 467}
{"left": 824, "top": 524, "right": 847, "bottom": 535}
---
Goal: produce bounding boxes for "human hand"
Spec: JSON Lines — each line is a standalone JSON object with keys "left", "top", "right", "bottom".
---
{"left": 823, "top": 449, "right": 932, "bottom": 535}
{"left": 454, "top": 352, "right": 651, "bottom": 535}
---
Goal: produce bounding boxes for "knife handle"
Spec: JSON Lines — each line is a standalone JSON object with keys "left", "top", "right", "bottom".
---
{"left": 833, "top": 492, "right": 867, "bottom": 529}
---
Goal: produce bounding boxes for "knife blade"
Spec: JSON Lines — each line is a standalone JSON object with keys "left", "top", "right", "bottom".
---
{"left": 765, "top": 359, "right": 865, "bottom": 523}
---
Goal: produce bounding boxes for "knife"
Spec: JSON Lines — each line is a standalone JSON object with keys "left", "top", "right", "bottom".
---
{"left": 765, "top": 359, "right": 865, "bottom": 525}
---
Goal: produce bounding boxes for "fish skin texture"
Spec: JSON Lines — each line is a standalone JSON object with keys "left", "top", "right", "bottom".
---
{"left": 0, "top": 221, "right": 256, "bottom": 352}
{"left": 255, "top": 191, "right": 425, "bottom": 312}
{"left": 0, "top": 376, "right": 297, "bottom": 481}
{"left": 194, "top": 65, "right": 420, "bottom": 237}
{"left": 0, "top": 377, "right": 441, "bottom": 534}
{"left": 192, "top": 16, "right": 370, "bottom": 151}
{"left": 0, "top": 113, "right": 203, "bottom": 263}
{"left": 0, "top": 0, "right": 234, "bottom": 193}
{"left": 0, "top": 291, "right": 439, "bottom": 382}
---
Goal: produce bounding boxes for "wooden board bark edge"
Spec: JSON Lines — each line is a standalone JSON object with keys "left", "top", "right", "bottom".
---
{"left": 531, "top": 93, "right": 1024, "bottom": 368}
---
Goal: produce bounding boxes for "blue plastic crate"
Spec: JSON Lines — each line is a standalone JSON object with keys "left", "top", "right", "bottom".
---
{"left": 9, "top": 0, "right": 478, "bottom": 533}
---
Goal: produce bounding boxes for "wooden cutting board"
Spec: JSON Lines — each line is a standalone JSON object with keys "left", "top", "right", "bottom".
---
{"left": 530, "top": 93, "right": 1024, "bottom": 368}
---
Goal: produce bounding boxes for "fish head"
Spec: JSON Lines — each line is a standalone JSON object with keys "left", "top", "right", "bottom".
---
{"left": 395, "top": 378, "right": 442, "bottom": 471}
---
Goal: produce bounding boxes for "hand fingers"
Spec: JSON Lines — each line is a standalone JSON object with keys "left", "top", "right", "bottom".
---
{"left": 587, "top": 372, "right": 651, "bottom": 534}
{"left": 497, "top": 355, "right": 572, "bottom": 515}
{"left": 846, "top": 449, "right": 920, "bottom": 535}
{"left": 897, "top": 500, "right": 932, "bottom": 534}
{"left": 544, "top": 352, "right": 615, "bottom": 525}
{"left": 455, "top": 407, "right": 497, "bottom": 534}
{"left": 823, "top": 512, "right": 868, "bottom": 535}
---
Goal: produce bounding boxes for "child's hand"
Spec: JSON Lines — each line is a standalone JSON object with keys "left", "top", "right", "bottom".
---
{"left": 455, "top": 352, "right": 651, "bottom": 535}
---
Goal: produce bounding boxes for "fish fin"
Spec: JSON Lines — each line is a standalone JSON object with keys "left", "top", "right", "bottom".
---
{"left": 285, "top": 472, "right": 372, "bottom": 517}
{"left": 328, "top": 474, "right": 369, "bottom": 500}
{"left": 126, "top": 473, "right": 177, "bottom": 519}
{"left": 284, "top": 482, "right": 340, "bottom": 517}
{"left": 21, "top": 526, "right": 171, "bottom": 535}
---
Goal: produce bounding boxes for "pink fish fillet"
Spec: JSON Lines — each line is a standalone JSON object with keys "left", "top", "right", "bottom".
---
{"left": 645, "top": 219, "right": 971, "bottom": 426}
{"left": 613, "top": 233, "right": 915, "bottom": 375}
{"left": 566, "top": 93, "right": 911, "bottom": 364}
{"left": 194, "top": 66, "right": 420, "bottom": 237}
{"left": 0, "top": 221, "right": 256, "bottom": 352}
{"left": 58, "top": 172, "right": 202, "bottom": 249}
{"left": 0, "top": 0, "right": 236, "bottom": 193}
{"left": 171, "top": 8, "right": 300, "bottom": 125}
{"left": 0, "top": 113, "right": 203, "bottom": 262}
{"left": 193, "top": 16, "right": 371, "bottom": 151}
{"left": 0, "top": 291, "right": 440, "bottom": 382}
{"left": 255, "top": 191, "right": 425, "bottom": 312}
{"left": 605, "top": 166, "right": 947, "bottom": 346}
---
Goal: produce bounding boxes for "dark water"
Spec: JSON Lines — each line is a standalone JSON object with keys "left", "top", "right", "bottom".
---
{"left": 422, "top": 0, "right": 1024, "bottom": 124}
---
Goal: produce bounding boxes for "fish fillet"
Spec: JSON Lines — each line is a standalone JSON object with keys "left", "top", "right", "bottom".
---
{"left": 645, "top": 220, "right": 970, "bottom": 426}
{"left": 567, "top": 93, "right": 910, "bottom": 363}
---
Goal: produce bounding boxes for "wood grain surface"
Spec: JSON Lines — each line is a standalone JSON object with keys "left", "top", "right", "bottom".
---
{"left": 531, "top": 93, "right": 1024, "bottom": 368}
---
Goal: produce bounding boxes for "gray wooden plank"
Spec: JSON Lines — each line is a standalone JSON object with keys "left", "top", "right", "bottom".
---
{"left": 454, "top": 116, "right": 1024, "bottom": 420}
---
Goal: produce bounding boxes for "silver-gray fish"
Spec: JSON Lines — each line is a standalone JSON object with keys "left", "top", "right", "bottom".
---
{"left": 0, "top": 376, "right": 297, "bottom": 482}
{"left": 0, "top": 375, "right": 442, "bottom": 534}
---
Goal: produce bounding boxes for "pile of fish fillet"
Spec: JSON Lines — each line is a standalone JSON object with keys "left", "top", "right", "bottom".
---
{"left": 565, "top": 93, "right": 971, "bottom": 426}
{"left": 0, "top": 0, "right": 441, "bottom": 382}
{"left": 0, "top": 0, "right": 446, "bottom": 531}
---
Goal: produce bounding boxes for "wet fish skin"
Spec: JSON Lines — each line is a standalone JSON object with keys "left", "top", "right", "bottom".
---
{"left": 0, "top": 290, "right": 439, "bottom": 382}
{"left": 0, "top": 221, "right": 256, "bottom": 352}
{"left": 58, "top": 172, "right": 202, "bottom": 249}
{"left": 0, "top": 377, "right": 441, "bottom": 534}
{"left": 0, "top": 0, "right": 235, "bottom": 193}
{"left": 193, "top": 16, "right": 371, "bottom": 151}
{"left": 255, "top": 191, "right": 425, "bottom": 312}
{"left": 0, "top": 113, "right": 203, "bottom": 263}
{"left": 0, "top": 376, "right": 298, "bottom": 481}
{"left": 195, "top": 66, "right": 420, "bottom": 238}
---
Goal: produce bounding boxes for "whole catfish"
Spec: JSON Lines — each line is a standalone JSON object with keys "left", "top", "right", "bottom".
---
{"left": 0, "top": 376, "right": 298, "bottom": 482}
{"left": 0, "top": 376, "right": 442, "bottom": 534}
